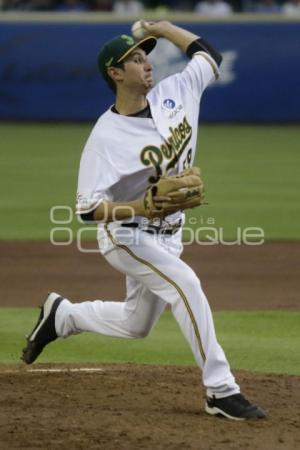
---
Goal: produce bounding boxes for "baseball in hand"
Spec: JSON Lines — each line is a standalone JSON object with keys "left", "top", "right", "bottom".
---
{"left": 131, "top": 20, "right": 148, "bottom": 40}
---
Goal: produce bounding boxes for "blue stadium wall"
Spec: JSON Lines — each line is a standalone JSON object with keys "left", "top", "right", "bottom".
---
{"left": 0, "top": 16, "right": 299, "bottom": 122}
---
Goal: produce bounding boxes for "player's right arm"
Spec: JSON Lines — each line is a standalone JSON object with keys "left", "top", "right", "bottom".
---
{"left": 80, "top": 199, "right": 144, "bottom": 223}
{"left": 142, "top": 20, "right": 222, "bottom": 67}
{"left": 76, "top": 147, "right": 145, "bottom": 223}
{"left": 143, "top": 20, "right": 222, "bottom": 99}
{"left": 142, "top": 20, "right": 200, "bottom": 53}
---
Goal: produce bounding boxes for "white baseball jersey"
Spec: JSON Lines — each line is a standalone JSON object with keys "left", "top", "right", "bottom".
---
{"left": 76, "top": 51, "right": 219, "bottom": 227}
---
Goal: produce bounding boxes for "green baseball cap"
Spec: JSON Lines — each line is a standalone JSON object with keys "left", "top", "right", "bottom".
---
{"left": 97, "top": 34, "right": 157, "bottom": 82}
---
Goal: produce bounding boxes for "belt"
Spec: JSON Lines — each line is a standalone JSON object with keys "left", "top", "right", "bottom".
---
{"left": 121, "top": 222, "right": 181, "bottom": 236}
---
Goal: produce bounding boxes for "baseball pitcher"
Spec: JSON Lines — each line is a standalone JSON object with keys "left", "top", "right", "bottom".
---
{"left": 22, "top": 21, "right": 266, "bottom": 421}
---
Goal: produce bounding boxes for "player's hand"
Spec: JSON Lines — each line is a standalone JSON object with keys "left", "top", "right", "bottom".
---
{"left": 141, "top": 20, "right": 172, "bottom": 39}
{"left": 141, "top": 21, "right": 199, "bottom": 54}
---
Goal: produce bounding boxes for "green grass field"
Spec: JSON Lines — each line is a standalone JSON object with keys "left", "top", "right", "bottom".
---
{"left": 0, "top": 123, "right": 300, "bottom": 240}
{"left": 1, "top": 123, "right": 299, "bottom": 376}
{"left": 1, "top": 308, "right": 299, "bottom": 375}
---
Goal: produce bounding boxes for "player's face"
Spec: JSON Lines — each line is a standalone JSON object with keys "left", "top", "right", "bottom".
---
{"left": 122, "top": 49, "right": 153, "bottom": 93}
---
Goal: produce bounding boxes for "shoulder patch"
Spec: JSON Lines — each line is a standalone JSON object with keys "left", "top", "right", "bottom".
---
{"left": 163, "top": 99, "right": 176, "bottom": 110}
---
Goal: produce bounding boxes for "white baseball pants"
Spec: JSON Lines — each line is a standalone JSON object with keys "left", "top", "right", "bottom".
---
{"left": 55, "top": 225, "right": 240, "bottom": 398}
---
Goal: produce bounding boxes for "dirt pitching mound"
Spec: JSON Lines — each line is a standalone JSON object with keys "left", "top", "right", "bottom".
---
{"left": 1, "top": 363, "right": 299, "bottom": 450}
{"left": 1, "top": 242, "right": 299, "bottom": 448}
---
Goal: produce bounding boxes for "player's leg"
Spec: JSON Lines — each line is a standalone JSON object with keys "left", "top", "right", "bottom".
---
{"left": 21, "top": 273, "right": 166, "bottom": 364}
{"left": 55, "top": 276, "right": 166, "bottom": 339}
{"left": 98, "top": 229, "right": 237, "bottom": 396}
{"left": 102, "top": 229, "right": 265, "bottom": 418}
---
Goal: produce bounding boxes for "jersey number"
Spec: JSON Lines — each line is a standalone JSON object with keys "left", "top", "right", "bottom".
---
{"left": 183, "top": 148, "right": 192, "bottom": 170}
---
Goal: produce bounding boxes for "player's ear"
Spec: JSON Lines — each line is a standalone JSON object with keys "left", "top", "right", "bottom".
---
{"left": 107, "top": 66, "right": 124, "bottom": 83}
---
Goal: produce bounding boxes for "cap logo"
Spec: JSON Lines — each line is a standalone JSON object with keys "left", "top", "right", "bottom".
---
{"left": 121, "top": 35, "right": 135, "bottom": 46}
{"left": 105, "top": 57, "right": 114, "bottom": 67}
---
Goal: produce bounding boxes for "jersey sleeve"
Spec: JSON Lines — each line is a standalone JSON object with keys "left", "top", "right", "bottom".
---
{"left": 76, "top": 149, "right": 119, "bottom": 214}
{"left": 180, "top": 51, "right": 220, "bottom": 102}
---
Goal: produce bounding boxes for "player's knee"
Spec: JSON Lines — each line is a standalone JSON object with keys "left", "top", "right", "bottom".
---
{"left": 133, "top": 329, "right": 149, "bottom": 338}
{"left": 128, "top": 324, "right": 152, "bottom": 339}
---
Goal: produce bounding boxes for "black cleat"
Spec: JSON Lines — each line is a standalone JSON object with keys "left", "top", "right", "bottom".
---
{"left": 21, "top": 293, "right": 63, "bottom": 364}
{"left": 205, "top": 393, "right": 266, "bottom": 420}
